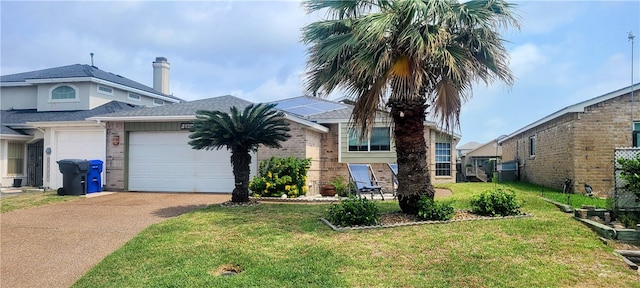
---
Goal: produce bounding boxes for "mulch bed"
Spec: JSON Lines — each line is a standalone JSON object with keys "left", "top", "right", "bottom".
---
{"left": 322, "top": 210, "right": 533, "bottom": 232}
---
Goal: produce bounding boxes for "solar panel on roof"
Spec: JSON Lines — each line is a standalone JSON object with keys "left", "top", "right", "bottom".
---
{"left": 286, "top": 106, "right": 324, "bottom": 116}
{"left": 309, "top": 102, "right": 343, "bottom": 111}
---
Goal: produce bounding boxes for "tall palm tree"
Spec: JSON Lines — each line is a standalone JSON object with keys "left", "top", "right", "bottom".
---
{"left": 302, "top": 0, "right": 519, "bottom": 214}
{"left": 188, "top": 103, "right": 291, "bottom": 203}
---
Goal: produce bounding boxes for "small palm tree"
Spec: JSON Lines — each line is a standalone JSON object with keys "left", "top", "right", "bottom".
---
{"left": 188, "top": 103, "right": 291, "bottom": 203}
{"left": 303, "top": 0, "right": 519, "bottom": 214}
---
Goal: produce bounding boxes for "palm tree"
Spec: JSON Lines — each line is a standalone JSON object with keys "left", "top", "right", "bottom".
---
{"left": 302, "top": 0, "right": 519, "bottom": 214}
{"left": 188, "top": 103, "right": 291, "bottom": 203}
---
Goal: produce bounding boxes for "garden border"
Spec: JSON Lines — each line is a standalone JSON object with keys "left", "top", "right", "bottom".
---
{"left": 320, "top": 211, "right": 533, "bottom": 232}
{"left": 541, "top": 198, "right": 574, "bottom": 213}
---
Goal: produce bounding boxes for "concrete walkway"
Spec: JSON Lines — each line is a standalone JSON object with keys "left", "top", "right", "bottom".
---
{"left": 0, "top": 192, "right": 230, "bottom": 288}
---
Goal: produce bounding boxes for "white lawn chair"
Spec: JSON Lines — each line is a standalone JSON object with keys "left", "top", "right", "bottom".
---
{"left": 347, "top": 164, "right": 384, "bottom": 200}
{"left": 388, "top": 163, "right": 398, "bottom": 198}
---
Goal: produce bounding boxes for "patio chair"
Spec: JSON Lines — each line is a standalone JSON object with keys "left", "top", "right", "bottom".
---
{"left": 388, "top": 163, "right": 398, "bottom": 198}
{"left": 347, "top": 164, "right": 384, "bottom": 200}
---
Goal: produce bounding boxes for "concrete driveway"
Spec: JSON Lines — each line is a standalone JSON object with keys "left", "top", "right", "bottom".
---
{"left": 0, "top": 192, "right": 230, "bottom": 288}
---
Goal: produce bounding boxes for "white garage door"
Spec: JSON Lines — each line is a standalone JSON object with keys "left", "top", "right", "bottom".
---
{"left": 52, "top": 129, "right": 106, "bottom": 189}
{"left": 128, "top": 131, "right": 256, "bottom": 193}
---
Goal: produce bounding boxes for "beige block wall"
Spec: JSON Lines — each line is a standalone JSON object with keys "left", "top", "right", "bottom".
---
{"left": 105, "top": 121, "right": 126, "bottom": 191}
{"left": 501, "top": 92, "right": 636, "bottom": 197}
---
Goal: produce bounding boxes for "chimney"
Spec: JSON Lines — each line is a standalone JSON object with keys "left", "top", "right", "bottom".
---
{"left": 152, "top": 57, "right": 170, "bottom": 94}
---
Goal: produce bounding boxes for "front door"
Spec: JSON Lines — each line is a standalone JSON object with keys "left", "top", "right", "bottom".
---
{"left": 27, "top": 140, "right": 43, "bottom": 187}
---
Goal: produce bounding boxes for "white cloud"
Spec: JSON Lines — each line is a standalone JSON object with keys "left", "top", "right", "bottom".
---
{"left": 509, "top": 43, "right": 547, "bottom": 78}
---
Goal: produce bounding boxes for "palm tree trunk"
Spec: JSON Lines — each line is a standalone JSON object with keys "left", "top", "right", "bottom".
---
{"left": 389, "top": 97, "right": 436, "bottom": 214}
{"left": 230, "top": 149, "right": 252, "bottom": 203}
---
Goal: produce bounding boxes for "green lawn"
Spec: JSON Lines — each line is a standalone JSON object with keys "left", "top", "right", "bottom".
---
{"left": 0, "top": 190, "right": 79, "bottom": 213}
{"left": 73, "top": 182, "right": 639, "bottom": 288}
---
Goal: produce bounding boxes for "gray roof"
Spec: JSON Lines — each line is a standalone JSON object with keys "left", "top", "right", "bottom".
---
{"left": 90, "top": 95, "right": 253, "bottom": 118}
{"left": 457, "top": 141, "right": 482, "bottom": 150}
{"left": 1, "top": 101, "right": 142, "bottom": 136}
{"left": 1, "top": 64, "right": 184, "bottom": 102}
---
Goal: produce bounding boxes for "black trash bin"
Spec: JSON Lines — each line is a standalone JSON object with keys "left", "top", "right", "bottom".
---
{"left": 86, "top": 159, "right": 103, "bottom": 193}
{"left": 57, "top": 159, "right": 90, "bottom": 195}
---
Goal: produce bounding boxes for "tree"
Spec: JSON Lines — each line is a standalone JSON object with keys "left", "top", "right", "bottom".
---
{"left": 302, "top": 0, "right": 519, "bottom": 214}
{"left": 188, "top": 103, "right": 291, "bottom": 203}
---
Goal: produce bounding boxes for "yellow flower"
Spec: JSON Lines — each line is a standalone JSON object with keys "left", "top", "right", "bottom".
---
{"left": 265, "top": 182, "right": 271, "bottom": 188}
{"left": 285, "top": 185, "right": 291, "bottom": 191}
{"left": 268, "top": 172, "right": 272, "bottom": 178}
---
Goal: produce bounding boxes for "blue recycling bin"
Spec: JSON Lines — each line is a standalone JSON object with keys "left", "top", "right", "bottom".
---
{"left": 86, "top": 159, "right": 103, "bottom": 193}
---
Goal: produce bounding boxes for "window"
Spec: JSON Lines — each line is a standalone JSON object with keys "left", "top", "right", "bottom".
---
{"left": 128, "top": 93, "right": 141, "bottom": 101}
{"left": 153, "top": 99, "right": 165, "bottom": 106}
{"left": 51, "top": 85, "right": 76, "bottom": 100}
{"left": 435, "top": 142, "right": 451, "bottom": 176}
{"left": 633, "top": 122, "right": 640, "bottom": 147}
{"left": 7, "top": 142, "right": 24, "bottom": 175}
{"left": 97, "top": 85, "right": 113, "bottom": 95}
{"left": 529, "top": 136, "right": 536, "bottom": 157}
{"left": 348, "top": 127, "right": 391, "bottom": 152}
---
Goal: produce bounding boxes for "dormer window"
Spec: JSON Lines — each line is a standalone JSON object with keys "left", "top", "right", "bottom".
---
{"left": 49, "top": 84, "right": 78, "bottom": 102}
{"left": 153, "top": 99, "right": 164, "bottom": 106}
{"left": 128, "top": 93, "right": 141, "bottom": 101}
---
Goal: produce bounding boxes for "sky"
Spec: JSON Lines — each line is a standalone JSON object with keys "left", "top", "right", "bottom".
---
{"left": 1, "top": 1, "right": 639, "bottom": 146}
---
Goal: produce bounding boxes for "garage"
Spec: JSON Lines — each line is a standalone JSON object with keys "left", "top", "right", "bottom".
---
{"left": 128, "top": 131, "right": 256, "bottom": 193}
{"left": 51, "top": 129, "right": 106, "bottom": 189}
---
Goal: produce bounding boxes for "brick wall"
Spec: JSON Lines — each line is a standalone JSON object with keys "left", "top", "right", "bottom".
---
{"left": 501, "top": 92, "right": 636, "bottom": 197}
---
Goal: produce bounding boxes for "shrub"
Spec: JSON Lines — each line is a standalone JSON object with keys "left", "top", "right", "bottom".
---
{"left": 616, "top": 154, "right": 640, "bottom": 200}
{"left": 417, "top": 197, "right": 454, "bottom": 221}
{"left": 326, "top": 196, "right": 380, "bottom": 227}
{"left": 470, "top": 188, "right": 521, "bottom": 217}
{"left": 249, "top": 156, "right": 311, "bottom": 198}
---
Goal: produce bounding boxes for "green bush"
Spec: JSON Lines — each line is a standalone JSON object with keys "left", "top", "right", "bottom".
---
{"left": 249, "top": 156, "right": 311, "bottom": 198}
{"left": 470, "top": 188, "right": 521, "bottom": 216}
{"left": 326, "top": 196, "right": 380, "bottom": 227}
{"left": 616, "top": 154, "right": 640, "bottom": 200}
{"left": 416, "top": 197, "right": 454, "bottom": 221}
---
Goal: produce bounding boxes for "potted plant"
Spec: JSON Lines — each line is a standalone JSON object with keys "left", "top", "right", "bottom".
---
{"left": 330, "top": 176, "right": 350, "bottom": 197}
{"left": 320, "top": 183, "right": 336, "bottom": 197}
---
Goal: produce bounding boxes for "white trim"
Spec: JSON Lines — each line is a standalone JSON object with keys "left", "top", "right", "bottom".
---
{"left": 283, "top": 114, "right": 329, "bottom": 133}
{"left": 97, "top": 85, "right": 113, "bottom": 96}
{"left": 25, "top": 121, "right": 103, "bottom": 128}
{"left": 0, "top": 82, "right": 32, "bottom": 87}
{"left": 0, "top": 134, "right": 33, "bottom": 140}
{"left": 88, "top": 115, "right": 197, "bottom": 122}
{"left": 49, "top": 84, "right": 79, "bottom": 103}
{"left": 500, "top": 83, "right": 640, "bottom": 143}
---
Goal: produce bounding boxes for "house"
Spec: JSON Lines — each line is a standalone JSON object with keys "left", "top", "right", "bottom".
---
{"left": 459, "top": 138, "right": 502, "bottom": 182}
{"left": 268, "top": 96, "right": 460, "bottom": 193}
{"left": 499, "top": 83, "right": 640, "bottom": 197}
{"left": 456, "top": 141, "right": 481, "bottom": 160}
{"left": 0, "top": 57, "right": 183, "bottom": 189}
{"left": 90, "top": 95, "right": 459, "bottom": 195}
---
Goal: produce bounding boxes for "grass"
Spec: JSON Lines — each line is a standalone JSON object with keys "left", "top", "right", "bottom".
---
{"left": 0, "top": 190, "right": 79, "bottom": 213}
{"left": 73, "top": 182, "right": 640, "bottom": 287}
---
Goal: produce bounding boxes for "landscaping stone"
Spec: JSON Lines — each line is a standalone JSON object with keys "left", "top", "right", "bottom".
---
{"left": 575, "top": 209, "right": 588, "bottom": 219}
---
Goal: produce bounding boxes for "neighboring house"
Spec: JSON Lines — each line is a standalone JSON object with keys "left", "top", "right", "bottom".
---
{"left": 90, "top": 95, "right": 459, "bottom": 195}
{"left": 459, "top": 139, "right": 502, "bottom": 182}
{"left": 456, "top": 141, "right": 481, "bottom": 161}
{"left": 499, "top": 83, "right": 640, "bottom": 197}
{"left": 0, "top": 57, "right": 182, "bottom": 189}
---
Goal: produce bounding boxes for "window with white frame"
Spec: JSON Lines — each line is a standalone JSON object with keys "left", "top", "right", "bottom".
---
{"left": 51, "top": 85, "right": 77, "bottom": 100}
{"left": 435, "top": 142, "right": 451, "bottom": 176}
{"left": 529, "top": 136, "right": 536, "bottom": 157}
{"left": 7, "top": 142, "right": 24, "bottom": 175}
{"left": 128, "top": 92, "right": 141, "bottom": 101}
{"left": 348, "top": 127, "right": 391, "bottom": 152}
{"left": 153, "top": 99, "right": 165, "bottom": 106}
{"left": 97, "top": 85, "right": 113, "bottom": 95}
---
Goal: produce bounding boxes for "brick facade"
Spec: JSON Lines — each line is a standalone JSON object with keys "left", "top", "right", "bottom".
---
{"left": 501, "top": 91, "right": 637, "bottom": 197}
